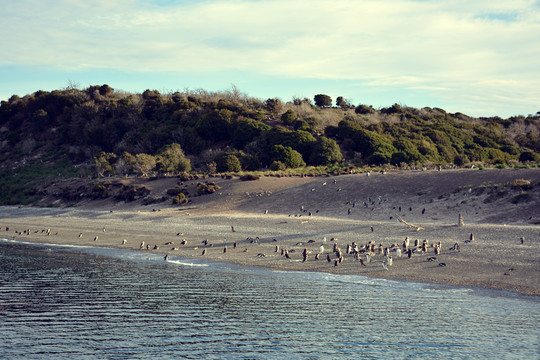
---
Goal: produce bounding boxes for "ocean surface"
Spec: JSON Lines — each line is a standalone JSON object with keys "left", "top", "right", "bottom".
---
{"left": 1, "top": 239, "right": 538, "bottom": 360}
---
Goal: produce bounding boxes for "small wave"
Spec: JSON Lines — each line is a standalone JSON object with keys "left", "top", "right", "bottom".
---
{"left": 420, "top": 284, "right": 474, "bottom": 295}
{"left": 0, "top": 238, "right": 93, "bottom": 250}
{"left": 165, "top": 259, "right": 209, "bottom": 267}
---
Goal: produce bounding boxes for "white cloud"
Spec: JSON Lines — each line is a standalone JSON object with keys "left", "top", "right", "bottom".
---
{"left": 1, "top": 0, "right": 539, "bottom": 116}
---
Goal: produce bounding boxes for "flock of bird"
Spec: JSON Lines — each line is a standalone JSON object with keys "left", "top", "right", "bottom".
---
{"left": 2, "top": 177, "right": 529, "bottom": 277}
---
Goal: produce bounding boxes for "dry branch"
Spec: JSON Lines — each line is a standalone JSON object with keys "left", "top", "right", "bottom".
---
{"left": 395, "top": 214, "right": 424, "bottom": 231}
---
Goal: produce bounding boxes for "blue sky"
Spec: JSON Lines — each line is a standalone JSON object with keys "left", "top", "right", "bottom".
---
{"left": 1, "top": 0, "right": 539, "bottom": 117}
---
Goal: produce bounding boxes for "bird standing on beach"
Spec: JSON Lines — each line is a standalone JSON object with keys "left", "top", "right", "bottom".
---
{"left": 231, "top": 225, "right": 236, "bottom": 232}
{"left": 302, "top": 248, "right": 309, "bottom": 262}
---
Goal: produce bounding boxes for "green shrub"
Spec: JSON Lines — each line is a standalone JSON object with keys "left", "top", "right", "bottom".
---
{"left": 92, "top": 183, "right": 110, "bottom": 199}
{"left": 271, "top": 145, "right": 306, "bottom": 168}
{"left": 355, "top": 104, "right": 374, "bottom": 114}
{"left": 270, "top": 161, "right": 286, "bottom": 171}
{"left": 239, "top": 153, "right": 261, "bottom": 171}
{"left": 314, "top": 94, "right": 332, "bottom": 107}
{"left": 453, "top": 154, "right": 469, "bottom": 166}
{"left": 172, "top": 192, "right": 189, "bottom": 204}
{"left": 293, "top": 119, "right": 311, "bottom": 131}
{"left": 309, "top": 136, "right": 343, "bottom": 165}
{"left": 156, "top": 143, "right": 191, "bottom": 173}
{"left": 115, "top": 185, "right": 151, "bottom": 202}
{"left": 142, "top": 196, "right": 167, "bottom": 205}
{"left": 519, "top": 151, "right": 538, "bottom": 162}
{"left": 510, "top": 179, "right": 532, "bottom": 190}
{"left": 216, "top": 154, "right": 242, "bottom": 172}
{"left": 166, "top": 187, "right": 189, "bottom": 196}
{"left": 280, "top": 110, "right": 296, "bottom": 125}
{"left": 240, "top": 174, "right": 260, "bottom": 181}
{"left": 197, "top": 182, "right": 221, "bottom": 195}
{"left": 232, "top": 118, "right": 271, "bottom": 149}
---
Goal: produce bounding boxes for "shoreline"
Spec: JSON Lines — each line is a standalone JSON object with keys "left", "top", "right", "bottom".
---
{"left": 2, "top": 237, "right": 537, "bottom": 303}
{"left": 2, "top": 206, "right": 539, "bottom": 297}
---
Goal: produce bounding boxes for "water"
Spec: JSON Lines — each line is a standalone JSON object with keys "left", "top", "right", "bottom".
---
{"left": 1, "top": 239, "right": 539, "bottom": 359}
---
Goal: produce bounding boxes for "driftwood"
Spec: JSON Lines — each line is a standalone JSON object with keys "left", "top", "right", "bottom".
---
{"left": 396, "top": 214, "right": 424, "bottom": 231}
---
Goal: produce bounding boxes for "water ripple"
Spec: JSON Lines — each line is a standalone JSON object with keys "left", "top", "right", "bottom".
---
{"left": 1, "top": 240, "right": 538, "bottom": 359}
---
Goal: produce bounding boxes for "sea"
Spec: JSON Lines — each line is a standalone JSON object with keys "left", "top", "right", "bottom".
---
{"left": 1, "top": 238, "right": 538, "bottom": 360}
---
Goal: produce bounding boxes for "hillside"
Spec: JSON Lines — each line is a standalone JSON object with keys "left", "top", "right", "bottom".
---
{"left": 0, "top": 85, "right": 539, "bottom": 205}
{"left": 28, "top": 168, "right": 540, "bottom": 227}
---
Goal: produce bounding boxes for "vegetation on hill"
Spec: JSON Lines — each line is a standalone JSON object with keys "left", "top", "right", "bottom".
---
{"left": 0, "top": 84, "right": 538, "bottom": 205}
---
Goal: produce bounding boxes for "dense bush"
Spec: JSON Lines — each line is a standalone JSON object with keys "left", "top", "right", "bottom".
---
{"left": 115, "top": 185, "right": 151, "bottom": 202}
{"left": 216, "top": 154, "right": 242, "bottom": 172}
{"left": 270, "top": 160, "right": 286, "bottom": 171}
{"left": 172, "top": 192, "right": 189, "bottom": 204}
{"left": 355, "top": 104, "right": 374, "bottom": 114}
{"left": 314, "top": 94, "right": 332, "bottom": 107}
{"left": 271, "top": 145, "right": 306, "bottom": 168}
{"left": 197, "top": 182, "right": 221, "bottom": 195}
{"left": 0, "top": 83, "right": 538, "bottom": 206}
{"left": 232, "top": 118, "right": 271, "bottom": 149}
{"left": 240, "top": 174, "right": 260, "bottom": 181}
{"left": 155, "top": 143, "right": 191, "bottom": 174}
{"left": 280, "top": 109, "right": 296, "bottom": 125}
{"left": 309, "top": 136, "right": 343, "bottom": 165}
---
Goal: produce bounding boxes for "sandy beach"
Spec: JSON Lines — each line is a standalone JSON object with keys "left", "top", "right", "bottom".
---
{"left": 2, "top": 168, "right": 539, "bottom": 296}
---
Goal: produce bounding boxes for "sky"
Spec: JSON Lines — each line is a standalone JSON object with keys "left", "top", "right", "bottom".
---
{"left": 1, "top": 0, "right": 539, "bottom": 118}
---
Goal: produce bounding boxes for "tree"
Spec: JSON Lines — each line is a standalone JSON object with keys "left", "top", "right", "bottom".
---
{"left": 239, "top": 153, "right": 261, "bottom": 171}
{"left": 155, "top": 143, "right": 191, "bottom": 174}
{"left": 134, "top": 153, "right": 156, "bottom": 177}
{"left": 391, "top": 138, "right": 423, "bottom": 164}
{"left": 195, "top": 109, "right": 233, "bottom": 141}
{"left": 337, "top": 119, "right": 396, "bottom": 161}
{"left": 216, "top": 154, "right": 242, "bottom": 172}
{"left": 355, "top": 104, "right": 374, "bottom": 114}
{"left": 232, "top": 118, "right": 271, "bottom": 149}
{"left": 265, "top": 98, "right": 284, "bottom": 114}
{"left": 271, "top": 145, "right": 306, "bottom": 168}
{"left": 314, "top": 94, "right": 332, "bottom": 107}
{"left": 336, "top": 96, "right": 352, "bottom": 109}
{"left": 310, "top": 136, "right": 343, "bottom": 165}
{"left": 99, "top": 84, "right": 114, "bottom": 96}
{"left": 93, "top": 152, "right": 117, "bottom": 177}
{"left": 115, "top": 152, "right": 137, "bottom": 175}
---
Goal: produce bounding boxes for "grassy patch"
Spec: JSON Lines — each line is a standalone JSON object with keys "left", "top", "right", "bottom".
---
{"left": 0, "top": 157, "right": 86, "bottom": 205}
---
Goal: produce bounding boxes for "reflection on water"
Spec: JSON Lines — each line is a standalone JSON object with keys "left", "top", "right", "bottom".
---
{"left": 1, "top": 240, "right": 538, "bottom": 359}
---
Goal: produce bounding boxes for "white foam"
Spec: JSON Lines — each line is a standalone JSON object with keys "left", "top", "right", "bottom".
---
{"left": 0, "top": 237, "right": 94, "bottom": 250}
{"left": 166, "top": 259, "right": 209, "bottom": 267}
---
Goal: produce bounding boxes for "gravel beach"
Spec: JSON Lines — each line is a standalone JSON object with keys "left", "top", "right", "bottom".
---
{"left": 2, "top": 168, "right": 539, "bottom": 296}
